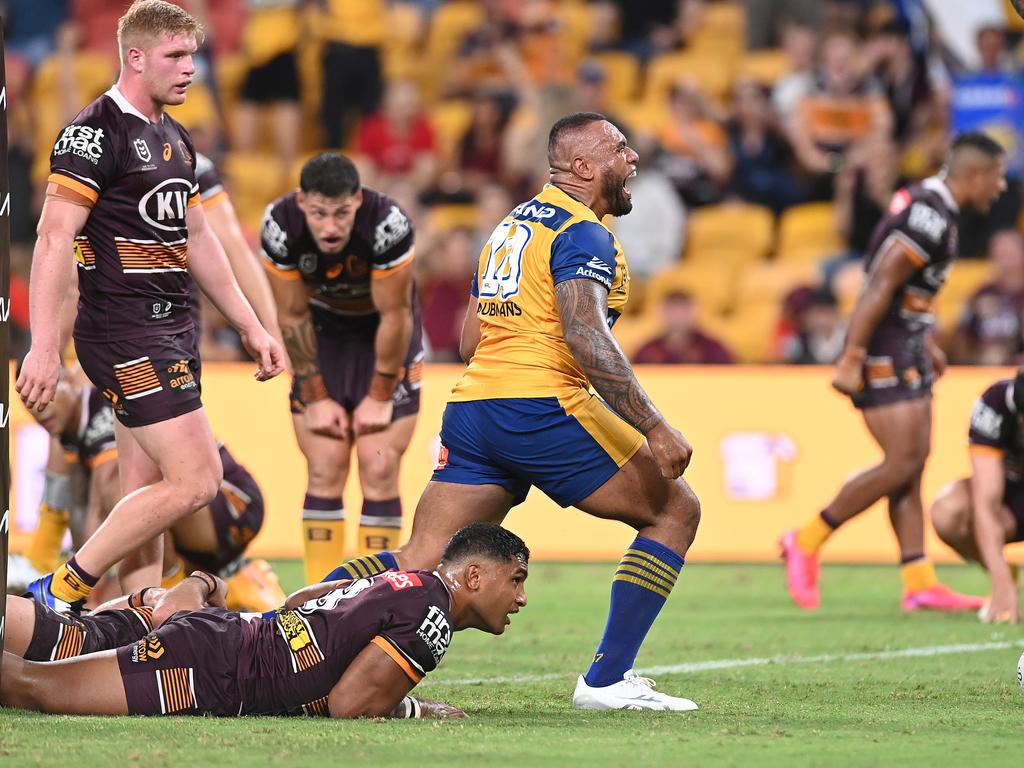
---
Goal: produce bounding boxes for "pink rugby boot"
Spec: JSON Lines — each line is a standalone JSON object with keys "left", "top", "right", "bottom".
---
{"left": 780, "top": 529, "right": 820, "bottom": 610}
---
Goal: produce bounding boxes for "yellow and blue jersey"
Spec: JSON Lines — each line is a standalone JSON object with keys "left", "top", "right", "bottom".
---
{"left": 432, "top": 184, "right": 643, "bottom": 508}
{"left": 451, "top": 184, "right": 631, "bottom": 402}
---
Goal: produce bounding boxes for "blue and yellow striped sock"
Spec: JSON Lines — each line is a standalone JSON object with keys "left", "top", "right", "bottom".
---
{"left": 584, "top": 536, "right": 684, "bottom": 688}
{"left": 321, "top": 551, "right": 399, "bottom": 583}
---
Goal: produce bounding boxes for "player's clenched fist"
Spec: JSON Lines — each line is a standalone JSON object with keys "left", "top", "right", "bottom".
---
{"left": 353, "top": 395, "right": 393, "bottom": 436}
{"left": 830, "top": 346, "right": 865, "bottom": 396}
{"left": 16, "top": 348, "right": 61, "bottom": 412}
{"left": 305, "top": 397, "right": 350, "bottom": 440}
{"left": 646, "top": 421, "right": 693, "bottom": 479}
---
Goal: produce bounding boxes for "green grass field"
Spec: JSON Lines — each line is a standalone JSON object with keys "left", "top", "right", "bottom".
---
{"left": 2, "top": 561, "right": 1023, "bottom": 767}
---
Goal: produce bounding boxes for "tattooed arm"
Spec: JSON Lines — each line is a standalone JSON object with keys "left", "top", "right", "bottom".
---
{"left": 267, "top": 269, "right": 349, "bottom": 439}
{"left": 555, "top": 278, "right": 693, "bottom": 478}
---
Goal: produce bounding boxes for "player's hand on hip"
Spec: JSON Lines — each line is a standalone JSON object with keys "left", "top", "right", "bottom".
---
{"left": 980, "top": 580, "right": 1019, "bottom": 625}
{"left": 353, "top": 395, "right": 394, "bottom": 437}
{"left": 416, "top": 698, "right": 469, "bottom": 718}
{"left": 646, "top": 421, "right": 693, "bottom": 479}
{"left": 305, "top": 398, "right": 350, "bottom": 440}
{"left": 16, "top": 347, "right": 61, "bottom": 412}
{"left": 240, "top": 327, "right": 287, "bottom": 381}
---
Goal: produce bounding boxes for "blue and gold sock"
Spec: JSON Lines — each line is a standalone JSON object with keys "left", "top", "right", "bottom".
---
{"left": 322, "top": 551, "right": 399, "bottom": 583}
{"left": 584, "top": 536, "right": 684, "bottom": 688}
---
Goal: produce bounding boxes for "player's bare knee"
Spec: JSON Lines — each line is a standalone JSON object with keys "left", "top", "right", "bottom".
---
{"left": 930, "top": 496, "right": 971, "bottom": 547}
{"left": 0, "top": 655, "right": 42, "bottom": 711}
{"left": 357, "top": 450, "right": 398, "bottom": 491}
{"left": 305, "top": 459, "right": 345, "bottom": 493}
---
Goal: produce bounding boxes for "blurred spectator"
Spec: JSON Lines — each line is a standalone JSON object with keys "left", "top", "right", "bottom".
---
{"left": 772, "top": 21, "right": 818, "bottom": 120}
{"left": 779, "top": 286, "right": 846, "bottom": 364}
{"left": 633, "top": 291, "right": 734, "bottom": 364}
{"left": 572, "top": 59, "right": 626, "bottom": 130}
{"left": 451, "top": 91, "right": 516, "bottom": 192}
{"left": 473, "top": 181, "right": 515, "bottom": 247}
{"left": 601, "top": 0, "right": 683, "bottom": 62}
{"left": 725, "top": 78, "right": 803, "bottom": 213}
{"left": 610, "top": 137, "right": 686, "bottom": 279}
{"left": 827, "top": 137, "right": 898, "bottom": 269}
{"left": 419, "top": 227, "right": 478, "bottom": 362}
{"left": 232, "top": 1, "right": 301, "bottom": 181}
{"left": 357, "top": 80, "right": 438, "bottom": 195}
{"left": 951, "top": 229, "right": 1024, "bottom": 365}
{"left": 787, "top": 31, "right": 893, "bottom": 200}
{"left": 950, "top": 23, "right": 1024, "bottom": 258}
{"left": 743, "top": 0, "right": 819, "bottom": 50}
{"left": 866, "top": 20, "right": 937, "bottom": 147}
{"left": 656, "top": 79, "right": 731, "bottom": 206}
{"left": 3, "top": 0, "right": 67, "bottom": 68}
{"left": 319, "top": 0, "right": 387, "bottom": 147}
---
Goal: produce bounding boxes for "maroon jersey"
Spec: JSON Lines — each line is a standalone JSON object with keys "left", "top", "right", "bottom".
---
{"left": 969, "top": 379, "right": 1024, "bottom": 480}
{"left": 59, "top": 384, "right": 117, "bottom": 469}
{"left": 26, "top": 600, "right": 154, "bottom": 662}
{"left": 237, "top": 570, "right": 452, "bottom": 716}
{"left": 259, "top": 187, "right": 417, "bottom": 331}
{"left": 49, "top": 86, "right": 201, "bottom": 342}
{"left": 957, "top": 283, "right": 1024, "bottom": 364}
{"left": 863, "top": 177, "right": 960, "bottom": 341}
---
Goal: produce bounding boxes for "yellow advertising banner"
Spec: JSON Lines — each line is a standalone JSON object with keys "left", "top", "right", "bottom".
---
{"left": 8, "top": 364, "right": 1023, "bottom": 563}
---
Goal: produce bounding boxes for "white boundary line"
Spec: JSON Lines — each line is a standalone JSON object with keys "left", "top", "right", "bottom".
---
{"left": 426, "top": 640, "right": 1024, "bottom": 687}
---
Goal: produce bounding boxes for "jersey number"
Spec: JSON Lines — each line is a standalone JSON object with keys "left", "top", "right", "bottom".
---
{"left": 479, "top": 221, "right": 532, "bottom": 300}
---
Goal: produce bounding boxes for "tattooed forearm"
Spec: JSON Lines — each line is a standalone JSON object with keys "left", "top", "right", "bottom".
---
{"left": 280, "top": 316, "right": 321, "bottom": 378}
{"left": 555, "top": 279, "right": 663, "bottom": 434}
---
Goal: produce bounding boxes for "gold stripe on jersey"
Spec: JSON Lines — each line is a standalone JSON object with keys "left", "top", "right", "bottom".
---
{"left": 114, "top": 357, "right": 163, "bottom": 399}
{"left": 261, "top": 258, "right": 302, "bottom": 281}
{"left": 201, "top": 190, "right": 229, "bottom": 210}
{"left": 51, "top": 622, "right": 86, "bottom": 660}
{"left": 302, "top": 696, "right": 330, "bottom": 717}
{"left": 157, "top": 667, "right": 197, "bottom": 714}
{"left": 48, "top": 172, "right": 99, "bottom": 204}
{"left": 371, "top": 635, "right": 424, "bottom": 683}
{"left": 276, "top": 610, "right": 325, "bottom": 673}
{"left": 115, "top": 237, "right": 188, "bottom": 273}
{"left": 74, "top": 237, "right": 96, "bottom": 270}
{"left": 131, "top": 606, "right": 156, "bottom": 632}
{"left": 220, "top": 479, "right": 252, "bottom": 518}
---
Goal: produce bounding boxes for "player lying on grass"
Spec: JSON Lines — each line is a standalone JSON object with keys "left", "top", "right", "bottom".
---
{"left": 19, "top": 363, "right": 285, "bottom": 612}
{"left": 1, "top": 523, "right": 528, "bottom": 719}
{"left": 930, "top": 369, "right": 1024, "bottom": 623}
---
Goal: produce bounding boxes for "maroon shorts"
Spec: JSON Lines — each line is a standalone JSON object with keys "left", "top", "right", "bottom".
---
{"left": 290, "top": 308, "right": 423, "bottom": 419}
{"left": 75, "top": 329, "right": 203, "bottom": 428}
{"left": 24, "top": 600, "right": 155, "bottom": 661}
{"left": 852, "top": 330, "right": 932, "bottom": 411}
{"left": 116, "top": 607, "right": 243, "bottom": 716}
{"left": 176, "top": 446, "right": 265, "bottom": 574}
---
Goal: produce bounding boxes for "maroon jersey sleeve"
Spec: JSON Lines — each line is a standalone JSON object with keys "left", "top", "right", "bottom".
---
{"left": 49, "top": 111, "right": 123, "bottom": 205}
{"left": 885, "top": 188, "right": 951, "bottom": 267}
{"left": 259, "top": 197, "right": 299, "bottom": 278}
{"left": 969, "top": 381, "right": 1014, "bottom": 453}
{"left": 366, "top": 195, "right": 415, "bottom": 279}
{"left": 369, "top": 571, "right": 452, "bottom": 684}
{"left": 194, "top": 152, "right": 227, "bottom": 208}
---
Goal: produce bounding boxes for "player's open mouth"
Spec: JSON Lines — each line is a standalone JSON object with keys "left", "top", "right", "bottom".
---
{"left": 623, "top": 168, "right": 636, "bottom": 198}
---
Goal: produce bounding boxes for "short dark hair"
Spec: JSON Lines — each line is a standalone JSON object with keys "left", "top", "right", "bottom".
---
{"left": 440, "top": 523, "right": 530, "bottom": 566}
{"left": 951, "top": 132, "right": 1004, "bottom": 158}
{"left": 548, "top": 111, "right": 609, "bottom": 160}
{"left": 299, "top": 152, "right": 361, "bottom": 198}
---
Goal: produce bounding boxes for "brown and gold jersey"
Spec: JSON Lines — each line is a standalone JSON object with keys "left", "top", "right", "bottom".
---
{"left": 49, "top": 86, "right": 201, "bottom": 342}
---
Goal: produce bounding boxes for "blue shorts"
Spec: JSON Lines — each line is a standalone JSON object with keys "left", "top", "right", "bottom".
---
{"left": 431, "top": 390, "right": 645, "bottom": 507}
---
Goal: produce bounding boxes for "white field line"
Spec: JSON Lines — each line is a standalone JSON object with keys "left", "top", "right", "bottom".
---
{"left": 426, "top": 640, "right": 1024, "bottom": 687}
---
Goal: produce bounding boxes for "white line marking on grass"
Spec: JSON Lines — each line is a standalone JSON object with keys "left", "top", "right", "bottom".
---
{"left": 428, "top": 640, "right": 1024, "bottom": 687}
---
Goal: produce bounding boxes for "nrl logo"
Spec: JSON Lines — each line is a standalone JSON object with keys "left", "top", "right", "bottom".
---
{"left": 134, "top": 138, "right": 152, "bottom": 162}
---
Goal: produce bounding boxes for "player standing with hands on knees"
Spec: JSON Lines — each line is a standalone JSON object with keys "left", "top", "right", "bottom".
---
{"left": 16, "top": 0, "right": 285, "bottom": 610}
{"left": 326, "top": 113, "right": 703, "bottom": 711}
{"left": 781, "top": 133, "right": 1006, "bottom": 613}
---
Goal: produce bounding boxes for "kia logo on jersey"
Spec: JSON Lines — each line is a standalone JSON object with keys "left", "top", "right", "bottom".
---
{"left": 138, "top": 178, "right": 193, "bottom": 232}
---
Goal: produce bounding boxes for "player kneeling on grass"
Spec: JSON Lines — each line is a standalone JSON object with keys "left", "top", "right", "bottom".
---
{"left": 1, "top": 523, "right": 528, "bottom": 719}
{"left": 929, "top": 369, "right": 1024, "bottom": 624}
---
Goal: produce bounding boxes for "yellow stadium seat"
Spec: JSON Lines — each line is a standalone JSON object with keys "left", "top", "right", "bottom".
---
{"left": 643, "top": 261, "right": 737, "bottom": 317}
{"left": 940, "top": 259, "right": 993, "bottom": 307}
{"left": 719, "top": 300, "right": 780, "bottom": 363}
{"left": 430, "top": 100, "right": 473, "bottom": 156}
{"left": 383, "top": 3, "right": 426, "bottom": 80}
{"left": 736, "top": 49, "right": 790, "bottom": 88}
{"left": 734, "top": 261, "right": 819, "bottom": 306}
{"left": 589, "top": 51, "right": 640, "bottom": 107}
{"left": 165, "top": 81, "right": 220, "bottom": 137}
{"left": 428, "top": 204, "right": 479, "bottom": 232}
{"left": 644, "top": 50, "right": 735, "bottom": 107}
{"left": 223, "top": 152, "right": 292, "bottom": 233}
{"left": 612, "top": 313, "right": 665, "bottom": 359}
{"left": 615, "top": 100, "right": 667, "bottom": 138}
{"left": 425, "top": 1, "right": 486, "bottom": 73}
{"left": 557, "top": 1, "right": 599, "bottom": 64}
{"left": 689, "top": 1, "right": 746, "bottom": 55}
{"left": 776, "top": 203, "right": 846, "bottom": 263}
{"left": 685, "top": 203, "right": 775, "bottom": 265}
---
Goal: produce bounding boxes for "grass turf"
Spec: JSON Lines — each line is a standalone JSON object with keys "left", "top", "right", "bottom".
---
{"left": 2, "top": 561, "right": 1023, "bottom": 767}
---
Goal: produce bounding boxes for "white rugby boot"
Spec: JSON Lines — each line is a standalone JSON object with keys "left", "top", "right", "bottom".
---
{"left": 572, "top": 670, "right": 699, "bottom": 711}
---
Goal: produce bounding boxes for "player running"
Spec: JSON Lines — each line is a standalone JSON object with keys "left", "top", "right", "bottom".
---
{"left": 16, "top": 1, "right": 285, "bottom": 607}
{"left": 261, "top": 152, "right": 422, "bottom": 583}
{"left": 930, "top": 369, "right": 1024, "bottom": 623}
{"left": 1, "top": 523, "right": 528, "bottom": 720}
{"left": 781, "top": 133, "right": 1006, "bottom": 612}
{"left": 325, "top": 112, "right": 702, "bottom": 711}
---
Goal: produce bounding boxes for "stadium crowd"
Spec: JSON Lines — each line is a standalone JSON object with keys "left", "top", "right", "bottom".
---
{"left": 7, "top": 0, "right": 1024, "bottom": 365}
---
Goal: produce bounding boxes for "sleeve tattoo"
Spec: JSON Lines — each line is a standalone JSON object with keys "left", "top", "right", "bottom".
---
{"left": 281, "top": 318, "right": 321, "bottom": 378}
{"left": 555, "top": 279, "right": 663, "bottom": 434}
